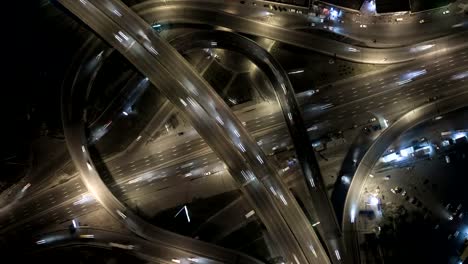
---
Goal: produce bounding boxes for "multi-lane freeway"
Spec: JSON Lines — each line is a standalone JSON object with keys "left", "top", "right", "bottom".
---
{"left": 132, "top": 0, "right": 468, "bottom": 47}
{"left": 4, "top": 0, "right": 468, "bottom": 262}
{"left": 133, "top": 1, "right": 468, "bottom": 64}
{"left": 58, "top": 0, "right": 332, "bottom": 263}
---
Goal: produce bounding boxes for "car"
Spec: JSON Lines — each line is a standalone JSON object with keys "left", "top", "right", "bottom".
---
{"left": 390, "top": 188, "right": 396, "bottom": 194}
{"left": 287, "top": 158, "right": 297, "bottom": 167}
{"left": 409, "top": 197, "right": 415, "bottom": 204}
{"left": 79, "top": 234, "right": 95, "bottom": 239}
{"left": 419, "top": 19, "right": 425, "bottom": 23}
{"left": 203, "top": 171, "right": 212, "bottom": 176}
{"left": 109, "top": 242, "right": 135, "bottom": 250}
{"left": 384, "top": 175, "right": 391, "bottom": 180}
{"left": 442, "top": 10, "right": 450, "bottom": 14}
{"left": 401, "top": 190, "right": 407, "bottom": 196}
{"left": 394, "top": 187, "right": 403, "bottom": 194}
{"left": 360, "top": 24, "right": 367, "bottom": 28}
{"left": 445, "top": 203, "right": 452, "bottom": 210}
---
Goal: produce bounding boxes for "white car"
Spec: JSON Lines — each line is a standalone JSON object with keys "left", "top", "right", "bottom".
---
{"left": 419, "top": 19, "right": 425, "bottom": 24}
{"left": 360, "top": 24, "right": 367, "bottom": 28}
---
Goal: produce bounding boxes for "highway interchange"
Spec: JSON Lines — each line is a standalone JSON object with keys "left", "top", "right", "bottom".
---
{"left": 3, "top": 0, "right": 468, "bottom": 263}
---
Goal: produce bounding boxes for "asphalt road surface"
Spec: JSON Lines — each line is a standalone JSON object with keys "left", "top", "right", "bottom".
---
{"left": 4, "top": 1, "right": 468, "bottom": 263}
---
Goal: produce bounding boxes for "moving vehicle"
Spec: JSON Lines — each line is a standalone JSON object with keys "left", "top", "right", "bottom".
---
{"left": 79, "top": 234, "right": 95, "bottom": 239}
{"left": 109, "top": 242, "right": 135, "bottom": 250}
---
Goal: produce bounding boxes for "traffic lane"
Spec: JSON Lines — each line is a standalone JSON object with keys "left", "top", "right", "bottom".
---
{"left": 69, "top": 0, "right": 464, "bottom": 177}
{"left": 111, "top": 153, "right": 225, "bottom": 197}
{"left": 55, "top": 4, "right": 464, "bottom": 262}
{"left": 1, "top": 190, "right": 99, "bottom": 236}
{"left": 93, "top": 0, "right": 308, "bottom": 219}
{"left": 328, "top": 54, "right": 467, "bottom": 108}
{"left": 9, "top": 113, "right": 287, "bottom": 258}
{"left": 65, "top": 0, "right": 432, "bottom": 260}
{"left": 374, "top": 72, "right": 468, "bottom": 123}
{"left": 5, "top": 124, "right": 288, "bottom": 232}
{"left": 102, "top": 109, "right": 286, "bottom": 185}
{"left": 308, "top": 51, "right": 468, "bottom": 107}
{"left": 123, "top": 146, "right": 295, "bottom": 234}
{"left": 305, "top": 71, "right": 468, "bottom": 221}
{"left": 137, "top": 5, "right": 468, "bottom": 64}
{"left": 121, "top": 170, "right": 239, "bottom": 219}
{"left": 305, "top": 49, "right": 468, "bottom": 114}
{"left": 102, "top": 117, "right": 288, "bottom": 190}
{"left": 86, "top": 10, "right": 308, "bottom": 264}
{"left": 114, "top": 130, "right": 292, "bottom": 214}
{"left": 27, "top": 228, "right": 225, "bottom": 264}
{"left": 87, "top": 56, "right": 464, "bottom": 258}
{"left": 110, "top": 129, "right": 292, "bottom": 204}
{"left": 58, "top": 11, "right": 263, "bottom": 263}
{"left": 3, "top": 156, "right": 239, "bottom": 246}
{"left": 134, "top": 0, "right": 468, "bottom": 48}
{"left": 169, "top": 29, "right": 349, "bottom": 263}
{"left": 103, "top": 124, "right": 288, "bottom": 192}
{"left": 0, "top": 177, "right": 87, "bottom": 229}
{"left": 122, "top": 101, "right": 283, "bottom": 161}
{"left": 118, "top": 101, "right": 281, "bottom": 162}
{"left": 102, "top": 138, "right": 211, "bottom": 183}
{"left": 0, "top": 144, "right": 71, "bottom": 215}
{"left": 304, "top": 64, "right": 468, "bottom": 135}
{"left": 41, "top": 46, "right": 464, "bottom": 237}
{"left": 332, "top": 14, "right": 468, "bottom": 45}
{"left": 321, "top": 61, "right": 468, "bottom": 120}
